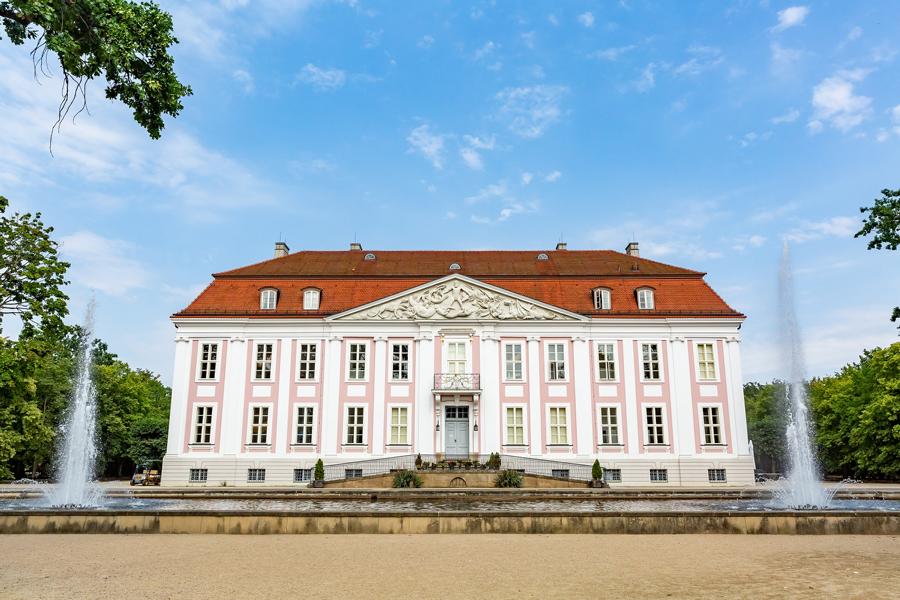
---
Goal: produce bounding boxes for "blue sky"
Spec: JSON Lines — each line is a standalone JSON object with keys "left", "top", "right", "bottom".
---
{"left": 2, "top": 0, "right": 899, "bottom": 384}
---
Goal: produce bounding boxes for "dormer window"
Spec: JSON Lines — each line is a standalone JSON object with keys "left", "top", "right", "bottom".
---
{"left": 303, "top": 288, "right": 321, "bottom": 310}
{"left": 364, "top": 253, "right": 376, "bottom": 261}
{"left": 593, "top": 288, "right": 611, "bottom": 310}
{"left": 449, "top": 263, "right": 461, "bottom": 271}
{"left": 536, "top": 253, "right": 549, "bottom": 260}
{"left": 260, "top": 288, "right": 278, "bottom": 310}
{"left": 636, "top": 288, "right": 655, "bottom": 310}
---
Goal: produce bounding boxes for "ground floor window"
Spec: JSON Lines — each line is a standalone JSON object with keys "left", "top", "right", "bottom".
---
{"left": 346, "top": 406, "right": 365, "bottom": 445}
{"left": 650, "top": 468, "right": 668, "bottom": 483}
{"left": 247, "top": 468, "right": 266, "bottom": 482}
{"left": 390, "top": 406, "right": 409, "bottom": 445}
{"left": 551, "top": 469, "right": 570, "bottom": 479}
{"left": 296, "top": 406, "right": 315, "bottom": 445}
{"left": 604, "top": 468, "right": 622, "bottom": 483}
{"left": 294, "top": 468, "right": 312, "bottom": 482}
{"left": 505, "top": 406, "right": 525, "bottom": 445}
{"left": 189, "top": 468, "right": 208, "bottom": 482}
{"left": 599, "top": 406, "right": 619, "bottom": 445}
{"left": 345, "top": 468, "right": 363, "bottom": 479}
{"left": 702, "top": 406, "right": 723, "bottom": 445}
{"left": 548, "top": 406, "right": 569, "bottom": 445}
{"left": 708, "top": 468, "right": 727, "bottom": 483}
{"left": 645, "top": 406, "right": 665, "bottom": 445}
{"left": 249, "top": 405, "right": 270, "bottom": 445}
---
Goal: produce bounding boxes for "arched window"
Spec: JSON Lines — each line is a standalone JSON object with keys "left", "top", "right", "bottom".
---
{"left": 449, "top": 262, "right": 461, "bottom": 271}
{"left": 536, "top": 253, "right": 549, "bottom": 261}
{"left": 636, "top": 287, "right": 655, "bottom": 310}
{"left": 260, "top": 288, "right": 278, "bottom": 310}
{"left": 364, "top": 253, "right": 376, "bottom": 261}
{"left": 303, "top": 288, "right": 321, "bottom": 310}
{"left": 593, "top": 288, "right": 611, "bottom": 310}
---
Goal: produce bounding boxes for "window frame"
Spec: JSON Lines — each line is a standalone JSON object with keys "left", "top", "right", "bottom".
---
{"left": 344, "top": 404, "right": 367, "bottom": 446}
{"left": 293, "top": 404, "right": 316, "bottom": 446}
{"left": 502, "top": 342, "right": 526, "bottom": 383}
{"left": 636, "top": 287, "right": 655, "bottom": 310}
{"left": 259, "top": 288, "right": 278, "bottom": 310}
{"left": 708, "top": 468, "right": 727, "bottom": 483}
{"left": 196, "top": 342, "right": 220, "bottom": 382}
{"left": 700, "top": 404, "right": 726, "bottom": 446}
{"left": 694, "top": 341, "right": 719, "bottom": 382}
{"left": 346, "top": 341, "right": 370, "bottom": 382}
{"left": 390, "top": 342, "right": 411, "bottom": 382}
{"left": 592, "top": 287, "right": 612, "bottom": 310}
{"left": 649, "top": 468, "right": 668, "bottom": 483}
{"left": 191, "top": 404, "right": 215, "bottom": 446}
{"left": 544, "top": 341, "right": 569, "bottom": 383}
{"left": 252, "top": 341, "right": 275, "bottom": 382}
{"left": 388, "top": 404, "right": 411, "bottom": 446}
{"left": 503, "top": 404, "right": 527, "bottom": 446}
{"left": 643, "top": 404, "right": 667, "bottom": 446}
{"left": 296, "top": 341, "right": 319, "bottom": 382}
{"left": 247, "top": 468, "right": 266, "bottom": 483}
{"left": 598, "top": 404, "right": 621, "bottom": 446}
{"left": 247, "top": 403, "right": 272, "bottom": 446}
{"left": 293, "top": 468, "right": 313, "bottom": 483}
{"left": 546, "top": 405, "right": 571, "bottom": 446}
{"left": 444, "top": 339, "right": 470, "bottom": 374}
{"left": 639, "top": 342, "right": 663, "bottom": 382}
{"left": 302, "top": 288, "right": 321, "bottom": 311}
{"left": 595, "top": 341, "right": 618, "bottom": 382}
{"left": 189, "top": 468, "right": 208, "bottom": 483}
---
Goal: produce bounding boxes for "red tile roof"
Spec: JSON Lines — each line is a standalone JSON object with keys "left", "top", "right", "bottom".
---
{"left": 175, "top": 249, "right": 743, "bottom": 320}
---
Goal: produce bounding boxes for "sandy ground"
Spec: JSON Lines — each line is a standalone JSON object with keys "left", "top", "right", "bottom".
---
{"left": 0, "top": 535, "right": 897, "bottom": 599}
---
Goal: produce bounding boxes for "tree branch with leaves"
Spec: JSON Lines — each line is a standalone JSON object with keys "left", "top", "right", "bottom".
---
{"left": 855, "top": 188, "right": 900, "bottom": 329}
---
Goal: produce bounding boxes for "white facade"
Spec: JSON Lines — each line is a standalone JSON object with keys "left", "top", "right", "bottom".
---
{"left": 162, "top": 274, "right": 755, "bottom": 486}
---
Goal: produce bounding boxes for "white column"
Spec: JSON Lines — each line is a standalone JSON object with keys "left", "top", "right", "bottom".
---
{"left": 372, "top": 337, "right": 387, "bottom": 455}
{"left": 621, "top": 338, "right": 640, "bottom": 456}
{"left": 573, "top": 337, "right": 592, "bottom": 458}
{"left": 416, "top": 334, "right": 435, "bottom": 454}
{"left": 725, "top": 337, "right": 750, "bottom": 456}
{"left": 220, "top": 337, "right": 246, "bottom": 455}
{"left": 322, "top": 336, "right": 342, "bottom": 456}
{"left": 276, "top": 338, "right": 292, "bottom": 457}
{"left": 670, "top": 337, "right": 694, "bottom": 456}
{"left": 165, "top": 337, "right": 192, "bottom": 455}
{"left": 480, "top": 333, "right": 500, "bottom": 454}
{"left": 527, "top": 336, "right": 542, "bottom": 456}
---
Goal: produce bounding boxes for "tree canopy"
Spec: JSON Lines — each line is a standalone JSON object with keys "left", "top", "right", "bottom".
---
{"left": 855, "top": 188, "right": 900, "bottom": 328}
{"left": 0, "top": 0, "right": 191, "bottom": 139}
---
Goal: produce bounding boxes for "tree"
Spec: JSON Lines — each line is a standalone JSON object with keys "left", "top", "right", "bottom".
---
{"left": 0, "top": 0, "right": 191, "bottom": 139}
{"left": 0, "top": 196, "right": 69, "bottom": 336}
{"left": 855, "top": 188, "right": 900, "bottom": 328}
{"left": 743, "top": 381, "right": 787, "bottom": 473}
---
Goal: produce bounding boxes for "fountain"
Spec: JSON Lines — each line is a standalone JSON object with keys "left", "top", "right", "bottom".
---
{"left": 48, "top": 301, "right": 102, "bottom": 507}
{"left": 775, "top": 242, "right": 833, "bottom": 509}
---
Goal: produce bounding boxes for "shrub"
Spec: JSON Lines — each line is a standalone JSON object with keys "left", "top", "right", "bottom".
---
{"left": 495, "top": 469, "right": 523, "bottom": 488}
{"left": 392, "top": 470, "right": 423, "bottom": 488}
{"left": 415, "top": 453, "right": 423, "bottom": 468}
{"left": 592, "top": 459, "right": 603, "bottom": 481}
{"left": 486, "top": 452, "right": 501, "bottom": 470}
{"left": 314, "top": 459, "right": 325, "bottom": 481}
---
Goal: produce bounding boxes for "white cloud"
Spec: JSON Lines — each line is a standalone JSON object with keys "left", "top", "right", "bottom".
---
{"left": 732, "top": 234, "right": 767, "bottom": 251}
{"left": 770, "top": 43, "right": 805, "bottom": 76}
{"left": 465, "top": 181, "right": 537, "bottom": 224}
{"left": 473, "top": 41, "right": 498, "bottom": 61}
{"left": 809, "top": 70, "right": 873, "bottom": 132}
{"left": 577, "top": 12, "right": 595, "bottom": 28}
{"left": 60, "top": 231, "right": 151, "bottom": 296}
{"left": 845, "top": 26, "right": 862, "bottom": 43}
{"left": 232, "top": 69, "right": 254, "bottom": 93}
{"left": 406, "top": 124, "right": 445, "bottom": 169}
{"left": 590, "top": 45, "right": 636, "bottom": 61}
{"left": 544, "top": 170, "right": 562, "bottom": 182}
{"left": 784, "top": 216, "right": 859, "bottom": 242}
{"left": 521, "top": 172, "right": 534, "bottom": 185}
{"left": 295, "top": 63, "right": 347, "bottom": 91}
{"left": 771, "top": 108, "right": 800, "bottom": 124}
{"left": 626, "top": 63, "right": 656, "bottom": 93}
{"left": 459, "top": 147, "right": 483, "bottom": 170}
{"left": 771, "top": 6, "right": 810, "bottom": 33}
{"left": 673, "top": 45, "right": 724, "bottom": 77}
{"left": 521, "top": 31, "right": 536, "bottom": 49}
{"left": 737, "top": 131, "right": 773, "bottom": 147}
{"left": 462, "top": 134, "right": 496, "bottom": 150}
{"left": 417, "top": 35, "right": 435, "bottom": 49}
{"left": 547, "top": 14, "right": 559, "bottom": 26}
{"left": 495, "top": 85, "right": 568, "bottom": 138}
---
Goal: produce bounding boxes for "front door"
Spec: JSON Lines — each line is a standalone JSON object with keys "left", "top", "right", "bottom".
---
{"left": 444, "top": 405, "right": 470, "bottom": 458}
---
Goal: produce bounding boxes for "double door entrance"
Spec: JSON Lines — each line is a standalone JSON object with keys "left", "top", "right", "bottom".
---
{"left": 444, "top": 405, "right": 470, "bottom": 458}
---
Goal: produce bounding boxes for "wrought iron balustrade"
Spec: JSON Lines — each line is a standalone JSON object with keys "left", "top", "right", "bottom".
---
{"left": 433, "top": 373, "right": 481, "bottom": 391}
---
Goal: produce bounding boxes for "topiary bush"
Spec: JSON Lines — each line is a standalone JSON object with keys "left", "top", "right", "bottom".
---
{"left": 314, "top": 458, "right": 325, "bottom": 481}
{"left": 494, "top": 469, "right": 523, "bottom": 488}
{"left": 392, "top": 470, "right": 423, "bottom": 488}
{"left": 486, "top": 452, "right": 502, "bottom": 470}
{"left": 592, "top": 459, "right": 603, "bottom": 481}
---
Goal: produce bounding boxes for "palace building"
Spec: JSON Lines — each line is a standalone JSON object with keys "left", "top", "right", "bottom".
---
{"left": 161, "top": 242, "right": 755, "bottom": 486}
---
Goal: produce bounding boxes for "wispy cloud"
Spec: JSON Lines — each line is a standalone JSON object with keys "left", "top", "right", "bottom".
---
{"left": 784, "top": 216, "right": 859, "bottom": 242}
{"left": 406, "top": 124, "right": 445, "bottom": 169}
{"left": 771, "top": 108, "right": 800, "bottom": 124}
{"left": 544, "top": 170, "right": 561, "bottom": 182}
{"left": 295, "top": 63, "right": 347, "bottom": 91}
{"left": 673, "top": 45, "right": 724, "bottom": 77}
{"left": 590, "top": 45, "right": 636, "bottom": 61}
{"left": 770, "top": 43, "right": 805, "bottom": 77}
{"left": 459, "top": 147, "right": 483, "bottom": 170}
{"left": 417, "top": 35, "right": 435, "bottom": 49}
{"left": 624, "top": 63, "right": 656, "bottom": 93}
{"left": 577, "top": 12, "right": 595, "bottom": 28}
{"left": 771, "top": 6, "right": 810, "bottom": 33}
{"left": 495, "top": 85, "right": 568, "bottom": 138}
{"left": 809, "top": 69, "right": 873, "bottom": 132}
{"left": 60, "top": 231, "right": 152, "bottom": 296}
{"left": 466, "top": 181, "right": 537, "bottom": 224}
{"left": 232, "top": 69, "right": 254, "bottom": 93}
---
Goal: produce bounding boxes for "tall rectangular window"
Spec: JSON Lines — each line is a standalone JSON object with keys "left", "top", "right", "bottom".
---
{"left": 702, "top": 406, "right": 722, "bottom": 445}
{"left": 549, "top": 406, "right": 569, "bottom": 445}
{"left": 346, "top": 406, "right": 365, "bottom": 444}
{"left": 297, "top": 343, "right": 317, "bottom": 380}
{"left": 599, "top": 406, "right": 619, "bottom": 445}
{"left": 391, "top": 343, "right": 410, "bottom": 381}
{"left": 504, "top": 343, "right": 524, "bottom": 381}
{"left": 249, "top": 405, "right": 269, "bottom": 444}
{"left": 597, "top": 343, "right": 616, "bottom": 381}
{"left": 547, "top": 343, "right": 566, "bottom": 381}
{"left": 641, "top": 343, "right": 661, "bottom": 381}
{"left": 254, "top": 343, "right": 273, "bottom": 380}
{"left": 193, "top": 405, "right": 213, "bottom": 444}
{"left": 348, "top": 343, "right": 367, "bottom": 380}
{"left": 505, "top": 406, "right": 525, "bottom": 445}
{"left": 295, "top": 406, "right": 314, "bottom": 445}
{"left": 198, "top": 343, "right": 218, "bottom": 380}
{"left": 447, "top": 342, "right": 466, "bottom": 374}
{"left": 696, "top": 343, "right": 717, "bottom": 380}
{"left": 390, "top": 406, "right": 409, "bottom": 445}
{"left": 645, "top": 406, "right": 665, "bottom": 445}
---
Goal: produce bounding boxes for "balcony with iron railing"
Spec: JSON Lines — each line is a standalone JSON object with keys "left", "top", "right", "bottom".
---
{"left": 433, "top": 373, "right": 481, "bottom": 391}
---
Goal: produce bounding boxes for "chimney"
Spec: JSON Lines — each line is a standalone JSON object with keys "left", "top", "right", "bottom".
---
{"left": 625, "top": 241, "right": 639, "bottom": 257}
{"left": 555, "top": 242, "right": 567, "bottom": 250}
{"left": 349, "top": 242, "right": 363, "bottom": 251}
{"left": 274, "top": 241, "right": 290, "bottom": 258}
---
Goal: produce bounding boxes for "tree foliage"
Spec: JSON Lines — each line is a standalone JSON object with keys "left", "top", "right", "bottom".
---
{"left": 0, "top": 0, "right": 191, "bottom": 139}
{"left": 855, "top": 188, "right": 900, "bottom": 327}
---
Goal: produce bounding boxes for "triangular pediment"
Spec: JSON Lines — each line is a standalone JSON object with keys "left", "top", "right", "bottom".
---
{"left": 328, "top": 275, "right": 583, "bottom": 322}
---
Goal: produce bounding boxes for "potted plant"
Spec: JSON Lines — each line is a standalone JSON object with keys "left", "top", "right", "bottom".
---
{"left": 312, "top": 458, "right": 325, "bottom": 488}
{"left": 591, "top": 459, "right": 607, "bottom": 488}
{"left": 415, "top": 453, "right": 423, "bottom": 469}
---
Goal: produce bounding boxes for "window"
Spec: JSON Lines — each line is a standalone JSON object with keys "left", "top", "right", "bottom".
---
{"left": 505, "top": 406, "right": 525, "bottom": 445}
{"left": 645, "top": 406, "right": 665, "bottom": 445}
{"left": 260, "top": 288, "right": 277, "bottom": 310}
{"left": 504, "top": 343, "right": 524, "bottom": 381}
{"left": 294, "top": 468, "right": 312, "bottom": 483}
{"left": 599, "top": 406, "right": 620, "bottom": 445}
{"left": 548, "top": 406, "right": 569, "bottom": 445}
{"left": 536, "top": 252, "right": 549, "bottom": 260}
{"left": 295, "top": 406, "right": 314, "bottom": 445}
{"left": 551, "top": 469, "right": 570, "bottom": 479}
{"left": 303, "top": 288, "right": 320, "bottom": 310}
{"left": 702, "top": 406, "right": 723, "bottom": 445}
{"left": 604, "top": 468, "right": 622, "bottom": 483}
{"left": 254, "top": 343, "right": 274, "bottom": 380}
{"left": 708, "top": 468, "right": 727, "bottom": 483}
{"left": 247, "top": 468, "right": 266, "bottom": 482}
{"left": 446, "top": 341, "right": 467, "bottom": 374}
{"left": 249, "top": 406, "right": 270, "bottom": 444}
{"left": 348, "top": 343, "right": 367, "bottom": 380}
{"left": 641, "top": 343, "right": 661, "bottom": 381}
{"left": 449, "top": 262, "right": 461, "bottom": 271}
{"left": 696, "top": 343, "right": 717, "bottom": 380}
{"left": 345, "top": 406, "right": 365, "bottom": 444}
{"left": 593, "top": 288, "right": 611, "bottom": 310}
{"left": 364, "top": 253, "right": 376, "bottom": 261}
{"left": 596, "top": 343, "right": 616, "bottom": 381}
{"left": 189, "top": 468, "right": 208, "bottom": 483}
{"left": 345, "top": 468, "right": 363, "bottom": 479}
{"left": 193, "top": 406, "right": 213, "bottom": 444}
{"left": 198, "top": 343, "right": 218, "bottom": 380}
{"left": 547, "top": 343, "right": 566, "bottom": 381}
{"left": 650, "top": 468, "right": 668, "bottom": 483}
{"left": 390, "top": 406, "right": 409, "bottom": 445}
{"left": 391, "top": 343, "right": 410, "bottom": 381}
{"left": 637, "top": 288, "right": 655, "bottom": 310}
{"left": 297, "top": 343, "right": 317, "bottom": 380}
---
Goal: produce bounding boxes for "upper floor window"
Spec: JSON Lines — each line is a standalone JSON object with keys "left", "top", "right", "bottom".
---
{"left": 260, "top": 288, "right": 277, "bottom": 310}
{"left": 504, "top": 343, "right": 524, "bottom": 381}
{"left": 303, "top": 288, "right": 320, "bottom": 310}
{"left": 348, "top": 343, "right": 367, "bottom": 380}
{"left": 641, "top": 343, "right": 661, "bottom": 381}
{"left": 547, "top": 343, "right": 567, "bottom": 381}
{"left": 696, "top": 343, "right": 717, "bottom": 381}
{"left": 596, "top": 343, "right": 616, "bottom": 381}
{"left": 198, "top": 343, "right": 218, "bottom": 380}
{"left": 446, "top": 341, "right": 467, "bottom": 374}
{"left": 636, "top": 288, "right": 655, "bottom": 310}
{"left": 391, "top": 343, "right": 410, "bottom": 381}
{"left": 193, "top": 405, "right": 213, "bottom": 444}
{"left": 297, "top": 343, "right": 317, "bottom": 380}
{"left": 593, "top": 288, "right": 611, "bottom": 310}
{"left": 254, "top": 343, "right": 273, "bottom": 380}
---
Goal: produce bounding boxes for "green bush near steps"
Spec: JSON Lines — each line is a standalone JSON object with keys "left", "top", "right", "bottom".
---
{"left": 494, "top": 469, "right": 523, "bottom": 488}
{"left": 392, "top": 470, "right": 423, "bottom": 488}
